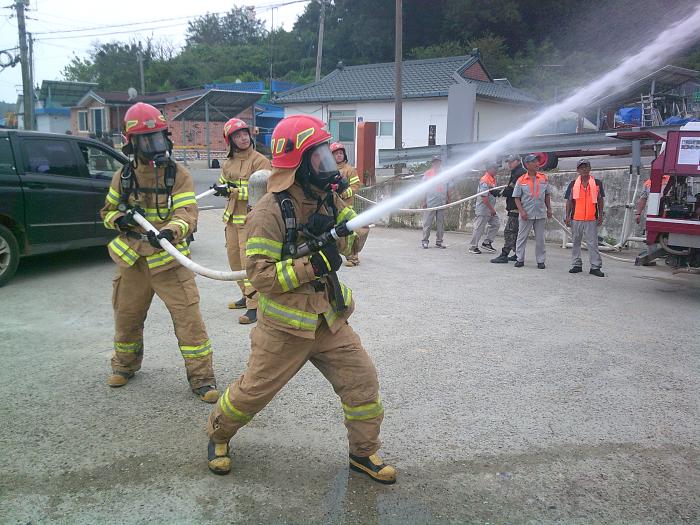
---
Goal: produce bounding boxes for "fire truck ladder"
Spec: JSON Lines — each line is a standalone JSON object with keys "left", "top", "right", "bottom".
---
{"left": 641, "top": 94, "right": 662, "bottom": 127}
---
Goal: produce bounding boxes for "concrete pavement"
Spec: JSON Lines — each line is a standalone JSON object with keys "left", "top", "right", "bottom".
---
{"left": 1, "top": 210, "right": 698, "bottom": 524}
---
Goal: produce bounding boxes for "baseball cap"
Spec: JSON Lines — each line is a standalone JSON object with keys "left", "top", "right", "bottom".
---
{"left": 576, "top": 158, "right": 591, "bottom": 167}
{"left": 485, "top": 160, "right": 499, "bottom": 170}
{"left": 504, "top": 154, "right": 520, "bottom": 162}
{"left": 523, "top": 154, "right": 539, "bottom": 163}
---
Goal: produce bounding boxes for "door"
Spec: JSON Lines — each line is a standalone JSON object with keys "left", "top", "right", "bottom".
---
{"left": 76, "top": 140, "right": 126, "bottom": 236}
{"left": 328, "top": 110, "right": 356, "bottom": 164}
{"left": 18, "top": 137, "right": 96, "bottom": 244}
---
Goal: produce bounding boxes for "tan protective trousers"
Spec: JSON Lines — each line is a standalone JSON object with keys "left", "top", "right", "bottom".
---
{"left": 225, "top": 222, "right": 257, "bottom": 309}
{"left": 111, "top": 259, "right": 216, "bottom": 389}
{"left": 347, "top": 227, "right": 370, "bottom": 264}
{"left": 207, "top": 318, "right": 383, "bottom": 457}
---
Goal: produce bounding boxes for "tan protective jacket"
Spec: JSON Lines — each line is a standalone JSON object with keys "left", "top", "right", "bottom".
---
{"left": 337, "top": 161, "right": 362, "bottom": 207}
{"left": 218, "top": 148, "right": 271, "bottom": 225}
{"left": 100, "top": 162, "right": 197, "bottom": 274}
{"left": 245, "top": 180, "right": 358, "bottom": 339}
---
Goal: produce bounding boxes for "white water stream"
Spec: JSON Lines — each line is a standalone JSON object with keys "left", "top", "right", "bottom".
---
{"left": 346, "top": 5, "right": 700, "bottom": 231}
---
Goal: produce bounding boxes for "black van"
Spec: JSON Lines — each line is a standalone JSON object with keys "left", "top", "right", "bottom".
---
{"left": 0, "top": 130, "right": 128, "bottom": 285}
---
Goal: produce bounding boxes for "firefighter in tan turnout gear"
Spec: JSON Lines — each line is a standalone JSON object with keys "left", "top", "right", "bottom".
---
{"left": 101, "top": 102, "right": 219, "bottom": 403}
{"left": 212, "top": 118, "right": 271, "bottom": 324}
{"left": 330, "top": 141, "right": 370, "bottom": 267}
{"left": 206, "top": 115, "right": 396, "bottom": 484}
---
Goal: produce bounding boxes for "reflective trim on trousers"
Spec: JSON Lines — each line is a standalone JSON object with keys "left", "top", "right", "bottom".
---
{"left": 219, "top": 387, "right": 253, "bottom": 424}
{"left": 343, "top": 396, "right": 383, "bottom": 421}
{"left": 114, "top": 341, "right": 144, "bottom": 354}
{"left": 146, "top": 243, "right": 191, "bottom": 269}
{"left": 179, "top": 339, "right": 212, "bottom": 359}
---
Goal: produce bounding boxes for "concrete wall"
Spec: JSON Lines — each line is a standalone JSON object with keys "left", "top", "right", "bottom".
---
{"left": 355, "top": 167, "right": 651, "bottom": 245}
{"left": 473, "top": 99, "right": 533, "bottom": 142}
{"left": 36, "top": 114, "right": 71, "bottom": 134}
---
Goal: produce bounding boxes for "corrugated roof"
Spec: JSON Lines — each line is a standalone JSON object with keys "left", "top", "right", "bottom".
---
{"left": 273, "top": 55, "right": 538, "bottom": 105}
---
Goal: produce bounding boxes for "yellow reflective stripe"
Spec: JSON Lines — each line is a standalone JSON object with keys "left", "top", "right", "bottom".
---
{"left": 140, "top": 207, "right": 172, "bottom": 221}
{"left": 146, "top": 242, "right": 191, "bottom": 269}
{"left": 348, "top": 175, "right": 361, "bottom": 186}
{"left": 344, "top": 188, "right": 354, "bottom": 198}
{"left": 246, "top": 237, "right": 282, "bottom": 260}
{"left": 237, "top": 185, "right": 248, "bottom": 200}
{"left": 104, "top": 210, "right": 120, "bottom": 230}
{"left": 222, "top": 209, "right": 232, "bottom": 223}
{"left": 172, "top": 192, "right": 196, "bottom": 209}
{"left": 179, "top": 339, "right": 212, "bottom": 359}
{"left": 344, "top": 232, "right": 357, "bottom": 255}
{"left": 276, "top": 259, "right": 300, "bottom": 292}
{"left": 258, "top": 294, "right": 317, "bottom": 331}
{"left": 230, "top": 215, "right": 246, "bottom": 225}
{"left": 108, "top": 237, "right": 139, "bottom": 265}
{"left": 218, "top": 174, "right": 227, "bottom": 184}
{"left": 114, "top": 341, "right": 143, "bottom": 353}
{"left": 323, "top": 282, "right": 352, "bottom": 326}
{"left": 337, "top": 206, "right": 357, "bottom": 223}
{"left": 219, "top": 387, "right": 253, "bottom": 424}
{"left": 342, "top": 396, "right": 383, "bottom": 421}
{"left": 106, "top": 187, "right": 120, "bottom": 205}
{"left": 169, "top": 218, "right": 189, "bottom": 237}
{"left": 319, "top": 251, "right": 331, "bottom": 271}
{"left": 242, "top": 278, "right": 252, "bottom": 288}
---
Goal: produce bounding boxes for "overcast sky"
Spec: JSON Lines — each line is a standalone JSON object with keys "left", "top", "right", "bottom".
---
{"left": 0, "top": 0, "right": 309, "bottom": 103}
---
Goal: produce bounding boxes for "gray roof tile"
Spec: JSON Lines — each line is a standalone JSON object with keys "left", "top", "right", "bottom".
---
{"left": 273, "top": 55, "right": 538, "bottom": 105}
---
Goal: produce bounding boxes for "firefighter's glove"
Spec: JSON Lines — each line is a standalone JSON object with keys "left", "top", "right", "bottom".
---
{"left": 114, "top": 206, "right": 144, "bottom": 231}
{"left": 211, "top": 184, "right": 231, "bottom": 197}
{"left": 146, "top": 229, "right": 174, "bottom": 249}
{"left": 334, "top": 220, "right": 353, "bottom": 238}
{"left": 310, "top": 244, "right": 342, "bottom": 277}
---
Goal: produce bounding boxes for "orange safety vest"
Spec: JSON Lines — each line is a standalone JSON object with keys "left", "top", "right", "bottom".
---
{"left": 480, "top": 173, "right": 496, "bottom": 187}
{"left": 424, "top": 168, "right": 445, "bottom": 193}
{"left": 572, "top": 176, "right": 599, "bottom": 221}
{"left": 517, "top": 172, "right": 547, "bottom": 197}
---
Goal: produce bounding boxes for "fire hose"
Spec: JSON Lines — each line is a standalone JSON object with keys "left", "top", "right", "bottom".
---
{"left": 353, "top": 185, "right": 507, "bottom": 213}
{"left": 552, "top": 216, "right": 636, "bottom": 263}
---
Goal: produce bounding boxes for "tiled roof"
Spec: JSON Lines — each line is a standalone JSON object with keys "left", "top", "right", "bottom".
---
{"left": 273, "top": 55, "right": 538, "bottom": 105}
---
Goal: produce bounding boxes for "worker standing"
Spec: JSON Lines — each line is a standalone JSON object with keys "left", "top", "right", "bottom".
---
{"left": 491, "top": 154, "right": 526, "bottom": 263}
{"left": 101, "top": 102, "right": 219, "bottom": 403}
{"left": 331, "top": 141, "right": 369, "bottom": 267}
{"left": 513, "top": 154, "right": 553, "bottom": 269}
{"left": 564, "top": 159, "right": 605, "bottom": 277}
{"left": 468, "top": 161, "right": 501, "bottom": 254}
{"left": 421, "top": 155, "right": 450, "bottom": 249}
{"left": 206, "top": 115, "right": 395, "bottom": 485}
{"left": 214, "top": 118, "right": 271, "bottom": 324}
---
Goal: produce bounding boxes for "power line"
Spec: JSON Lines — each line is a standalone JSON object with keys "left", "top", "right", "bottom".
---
{"left": 35, "top": 21, "right": 193, "bottom": 41}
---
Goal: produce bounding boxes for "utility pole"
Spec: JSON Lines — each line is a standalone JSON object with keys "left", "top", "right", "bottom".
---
{"left": 315, "top": 0, "right": 326, "bottom": 82}
{"left": 28, "top": 32, "right": 35, "bottom": 129}
{"left": 15, "top": 0, "right": 32, "bottom": 130}
{"left": 394, "top": 0, "right": 403, "bottom": 174}
{"left": 136, "top": 47, "right": 145, "bottom": 95}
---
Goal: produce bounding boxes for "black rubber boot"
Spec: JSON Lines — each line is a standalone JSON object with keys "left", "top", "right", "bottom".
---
{"left": 207, "top": 440, "right": 231, "bottom": 475}
{"left": 228, "top": 297, "right": 246, "bottom": 310}
{"left": 239, "top": 309, "right": 257, "bottom": 324}
{"left": 349, "top": 453, "right": 397, "bottom": 484}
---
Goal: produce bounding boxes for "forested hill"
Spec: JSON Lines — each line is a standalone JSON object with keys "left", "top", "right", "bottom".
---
{"left": 62, "top": 0, "right": 700, "bottom": 102}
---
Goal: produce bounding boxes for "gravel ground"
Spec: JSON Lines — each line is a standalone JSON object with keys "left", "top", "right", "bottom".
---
{"left": 1, "top": 210, "right": 698, "bottom": 524}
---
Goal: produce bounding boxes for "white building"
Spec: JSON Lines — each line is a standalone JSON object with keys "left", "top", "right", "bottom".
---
{"left": 272, "top": 54, "right": 539, "bottom": 164}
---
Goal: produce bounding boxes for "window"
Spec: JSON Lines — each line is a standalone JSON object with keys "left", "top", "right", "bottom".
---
{"left": 329, "top": 110, "right": 355, "bottom": 118}
{"left": 92, "top": 108, "right": 104, "bottom": 134}
{"left": 376, "top": 121, "right": 393, "bottom": 137}
{"left": 338, "top": 121, "right": 355, "bottom": 142}
{"left": 78, "top": 111, "right": 88, "bottom": 132}
{"left": 22, "top": 139, "right": 80, "bottom": 177}
{"left": 0, "top": 137, "right": 15, "bottom": 175}
{"left": 79, "top": 143, "right": 122, "bottom": 177}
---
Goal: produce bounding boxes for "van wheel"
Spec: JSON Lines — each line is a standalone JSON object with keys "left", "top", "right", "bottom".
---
{"left": 536, "top": 152, "right": 559, "bottom": 170}
{"left": 0, "top": 224, "right": 20, "bottom": 286}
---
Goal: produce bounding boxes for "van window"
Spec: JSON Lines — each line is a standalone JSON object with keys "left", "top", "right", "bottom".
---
{"left": 22, "top": 139, "right": 81, "bottom": 177}
{"left": 0, "top": 137, "right": 15, "bottom": 175}
{"left": 78, "top": 143, "right": 122, "bottom": 177}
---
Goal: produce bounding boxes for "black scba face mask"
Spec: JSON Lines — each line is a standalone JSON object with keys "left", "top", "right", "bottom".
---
{"left": 136, "top": 132, "right": 170, "bottom": 166}
{"left": 302, "top": 143, "right": 348, "bottom": 192}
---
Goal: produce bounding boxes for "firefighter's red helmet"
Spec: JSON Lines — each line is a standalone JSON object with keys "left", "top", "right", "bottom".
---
{"left": 271, "top": 115, "right": 332, "bottom": 169}
{"left": 223, "top": 118, "right": 250, "bottom": 140}
{"left": 123, "top": 102, "right": 167, "bottom": 143}
{"left": 330, "top": 141, "right": 345, "bottom": 153}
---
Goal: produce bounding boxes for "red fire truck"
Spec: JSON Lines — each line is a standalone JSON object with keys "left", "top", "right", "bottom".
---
{"left": 637, "top": 123, "right": 700, "bottom": 267}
